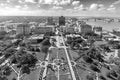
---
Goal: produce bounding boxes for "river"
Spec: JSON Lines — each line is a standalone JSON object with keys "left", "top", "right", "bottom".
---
{"left": 86, "top": 21, "right": 120, "bottom": 31}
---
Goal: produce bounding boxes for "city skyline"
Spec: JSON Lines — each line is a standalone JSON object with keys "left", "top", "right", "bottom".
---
{"left": 0, "top": 0, "right": 120, "bottom": 17}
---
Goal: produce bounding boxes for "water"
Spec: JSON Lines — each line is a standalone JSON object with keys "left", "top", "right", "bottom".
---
{"left": 86, "top": 21, "right": 120, "bottom": 31}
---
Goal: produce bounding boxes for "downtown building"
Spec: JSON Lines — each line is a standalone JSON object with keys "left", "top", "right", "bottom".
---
{"left": 65, "top": 27, "right": 75, "bottom": 34}
{"left": 33, "top": 25, "right": 55, "bottom": 34}
{"left": 17, "top": 23, "right": 31, "bottom": 35}
{"left": 47, "top": 17, "right": 54, "bottom": 25}
{"left": 0, "top": 26, "right": 6, "bottom": 32}
{"left": 0, "top": 24, "right": 7, "bottom": 39}
{"left": 80, "top": 24, "right": 93, "bottom": 34}
{"left": 93, "top": 26, "right": 103, "bottom": 36}
{"left": 59, "top": 16, "right": 66, "bottom": 26}
{"left": 60, "top": 24, "right": 75, "bottom": 34}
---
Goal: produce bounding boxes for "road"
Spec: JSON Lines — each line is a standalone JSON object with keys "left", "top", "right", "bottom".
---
{"left": 38, "top": 34, "right": 78, "bottom": 80}
{"left": 60, "top": 36, "right": 77, "bottom": 80}
{"left": 37, "top": 29, "right": 83, "bottom": 80}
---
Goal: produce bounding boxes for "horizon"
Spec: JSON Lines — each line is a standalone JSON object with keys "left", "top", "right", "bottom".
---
{"left": 0, "top": 0, "right": 120, "bottom": 17}
{"left": 0, "top": 15, "right": 120, "bottom": 18}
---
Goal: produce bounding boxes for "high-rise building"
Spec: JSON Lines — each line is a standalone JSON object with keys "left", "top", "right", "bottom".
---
{"left": 17, "top": 23, "right": 31, "bottom": 35}
{"left": 47, "top": 17, "right": 54, "bottom": 25}
{"left": 59, "top": 16, "right": 65, "bottom": 26}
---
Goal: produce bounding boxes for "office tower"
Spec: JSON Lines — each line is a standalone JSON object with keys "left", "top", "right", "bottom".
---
{"left": 59, "top": 16, "right": 65, "bottom": 26}
{"left": 17, "top": 23, "right": 31, "bottom": 35}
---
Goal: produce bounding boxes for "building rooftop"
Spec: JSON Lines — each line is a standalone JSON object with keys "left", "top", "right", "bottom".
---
{"left": 29, "top": 34, "right": 44, "bottom": 40}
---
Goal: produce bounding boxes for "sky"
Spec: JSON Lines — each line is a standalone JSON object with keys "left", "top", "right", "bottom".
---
{"left": 0, "top": 0, "right": 120, "bottom": 17}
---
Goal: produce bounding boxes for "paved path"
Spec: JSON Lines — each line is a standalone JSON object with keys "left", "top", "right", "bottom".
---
{"left": 58, "top": 32, "right": 77, "bottom": 80}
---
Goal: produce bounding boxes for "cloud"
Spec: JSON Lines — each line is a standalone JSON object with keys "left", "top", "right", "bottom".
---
{"left": 37, "top": 4, "right": 40, "bottom": 8}
{"left": 74, "top": 4, "right": 85, "bottom": 10}
{"left": 15, "top": 5, "right": 21, "bottom": 9}
{"left": 7, "top": 0, "right": 10, "bottom": 3}
{"left": 109, "top": 5, "right": 114, "bottom": 8}
{"left": 0, "top": 3, "right": 7, "bottom": 6}
{"left": 72, "top": 1, "right": 80, "bottom": 6}
{"left": 25, "top": 0, "right": 36, "bottom": 3}
{"left": 23, "top": 5, "right": 29, "bottom": 9}
{"left": 59, "top": 0, "right": 71, "bottom": 5}
{"left": 98, "top": 4, "right": 105, "bottom": 11}
{"left": 113, "top": 0, "right": 120, "bottom": 5}
{"left": 107, "top": 7, "right": 116, "bottom": 11}
{"left": 52, "top": 6, "right": 63, "bottom": 10}
{"left": 107, "top": 5, "right": 116, "bottom": 11}
{"left": 18, "top": 0, "right": 37, "bottom": 4}
{"left": 89, "top": 3, "right": 106, "bottom": 11}
{"left": 89, "top": 3, "right": 98, "bottom": 10}
{"left": 18, "top": 0, "right": 25, "bottom": 3}
{"left": 39, "top": 0, "right": 71, "bottom": 5}
{"left": 39, "top": 0, "right": 53, "bottom": 4}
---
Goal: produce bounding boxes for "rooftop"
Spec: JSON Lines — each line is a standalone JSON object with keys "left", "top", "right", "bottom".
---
{"left": 29, "top": 34, "right": 44, "bottom": 39}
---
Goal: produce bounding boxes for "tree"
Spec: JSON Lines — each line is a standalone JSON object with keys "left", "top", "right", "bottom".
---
{"left": 19, "top": 42, "right": 26, "bottom": 47}
{"left": 0, "top": 66, "right": 11, "bottom": 80}
{"left": 0, "top": 76, "right": 8, "bottom": 80}
{"left": 66, "top": 39, "right": 72, "bottom": 44}
{"left": 76, "top": 38, "right": 83, "bottom": 43}
{"left": 41, "top": 38, "right": 51, "bottom": 46}
{"left": 70, "top": 42, "right": 77, "bottom": 50}
{"left": 4, "top": 48, "right": 17, "bottom": 59}
{"left": 99, "top": 75, "right": 107, "bottom": 80}
{"left": 0, "top": 52, "right": 3, "bottom": 57}
{"left": 98, "top": 55, "right": 104, "bottom": 62}
{"left": 106, "top": 72, "right": 116, "bottom": 80}
{"left": 2, "top": 66, "right": 12, "bottom": 76}
{"left": 110, "top": 70, "right": 118, "bottom": 78}
{"left": 86, "top": 75, "right": 94, "bottom": 80}
{"left": 9, "top": 50, "right": 38, "bottom": 80}
{"left": 118, "top": 76, "right": 120, "bottom": 80}
{"left": 90, "top": 65, "right": 101, "bottom": 73}
{"left": 12, "top": 77, "right": 17, "bottom": 80}
{"left": 21, "top": 66, "right": 30, "bottom": 75}
{"left": 41, "top": 46, "right": 49, "bottom": 54}
{"left": 36, "top": 48, "right": 40, "bottom": 52}
{"left": 13, "top": 39, "right": 22, "bottom": 46}
{"left": 83, "top": 56, "right": 93, "bottom": 64}
{"left": 11, "top": 56, "right": 18, "bottom": 64}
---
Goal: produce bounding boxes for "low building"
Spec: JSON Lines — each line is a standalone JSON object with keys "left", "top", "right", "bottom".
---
{"left": 7, "top": 30, "right": 16, "bottom": 38}
{"left": 28, "top": 34, "right": 44, "bottom": 43}
{"left": 113, "top": 29, "right": 120, "bottom": 37}
{"left": 39, "top": 23, "right": 46, "bottom": 27}
{"left": 59, "top": 26, "right": 75, "bottom": 34}
{"left": 33, "top": 25, "right": 55, "bottom": 34}
{"left": 93, "top": 26, "right": 102, "bottom": 35}
{"left": 87, "top": 36, "right": 102, "bottom": 42}
{"left": 80, "top": 24, "right": 92, "bottom": 34}
{"left": 0, "top": 26, "right": 6, "bottom": 32}
{"left": 59, "top": 26, "right": 66, "bottom": 32}
{"left": 0, "top": 31, "right": 7, "bottom": 39}
{"left": 47, "top": 17, "right": 54, "bottom": 25}
{"left": 6, "top": 23, "right": 17, "bottom": 31}
{"left": 65, "top": 27, "right": 75, "bottom": 34}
